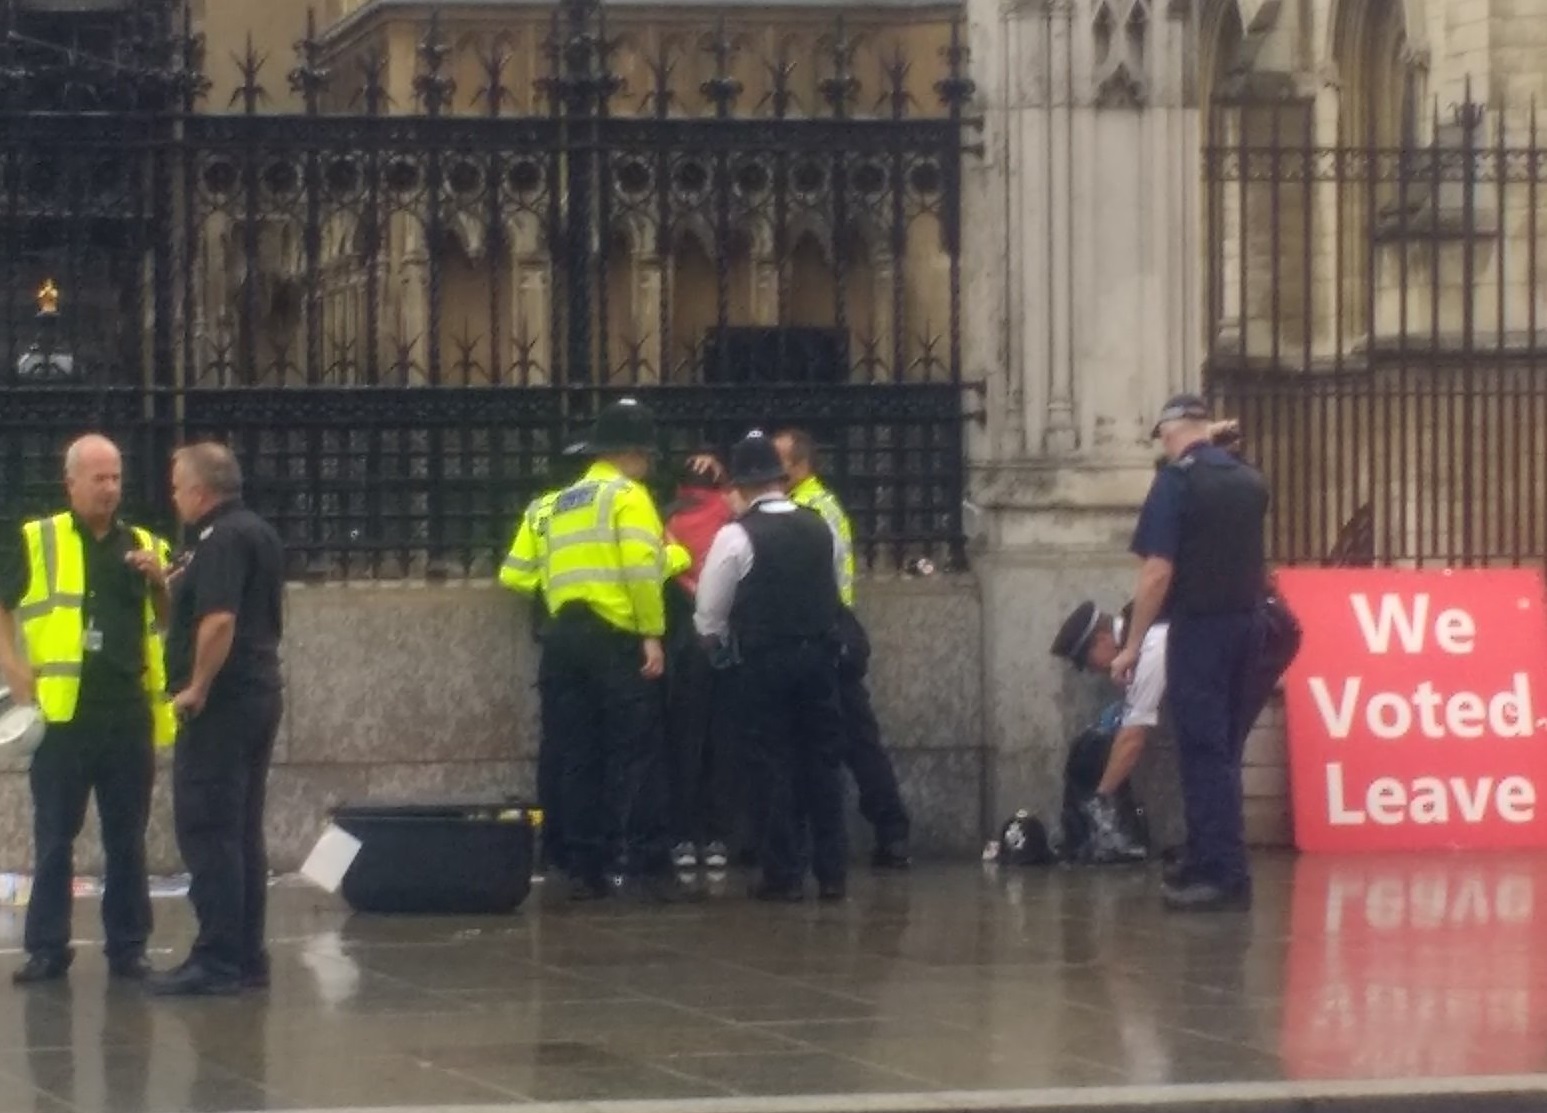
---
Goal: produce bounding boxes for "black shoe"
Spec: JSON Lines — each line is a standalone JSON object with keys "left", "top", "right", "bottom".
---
{"left": 1080, "top": 795, "right": 1149, "bottom": 865}
{"left": 108, "top": 954, "right": 152, "bottom": 981}
{"left": 818, "top": 880, "right": 847, "bottom": 902}
{"left": 871, "top": 843, "right": 912, "bottom": 870}
{"left": 241, "top": 955, "right": 271, "bottom": 990}
{"left": 1161, "top": 880, "right": 1253, "bottom": 913}
{"left": 751, "top": 880, "right": 805, "bottom": 903}
{"left": 12, "top": 954, "right": 70, "bottom": 986}
{"left": 147, "top": 960, "right": 241, "bottom": 997}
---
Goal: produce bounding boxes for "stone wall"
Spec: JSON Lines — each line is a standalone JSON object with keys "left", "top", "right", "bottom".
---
{"left": 0, "top": 576, "right": 987, "bottom": 875}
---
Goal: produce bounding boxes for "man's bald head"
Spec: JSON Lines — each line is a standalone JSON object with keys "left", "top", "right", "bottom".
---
{"left": 63, "top": 434, "right": 123, "bottom": 528}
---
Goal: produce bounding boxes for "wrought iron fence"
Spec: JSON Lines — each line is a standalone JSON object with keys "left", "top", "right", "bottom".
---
{"left": 1204, "top": 96, "right": 1547, "bottom": 568}
{"left": 0, "top": 0, "right": 972, "bottom": 578}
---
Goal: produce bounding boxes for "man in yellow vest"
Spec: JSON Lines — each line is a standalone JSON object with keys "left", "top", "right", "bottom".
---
{"left": 502, "top": 440, "right": 692, "bottom": 880}
{"left": 0, "top": 434, "right": 175, "bottom": 985}
{"left": 774, "top": 429, "right": 913, "bottom": 869}
{"left": 500, "top": 441, "right": 589, "bottom": 875}
{"left": 537, "top": 399, "right": 694, "bottom": 902}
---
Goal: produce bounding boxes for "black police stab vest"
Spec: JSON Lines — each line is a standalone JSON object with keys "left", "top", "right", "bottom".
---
{"left": 1168, "top": 453, "right": 1269, "bottom": 617}
{"left": 730, "top": 504, "right": 841, "bottom": 644}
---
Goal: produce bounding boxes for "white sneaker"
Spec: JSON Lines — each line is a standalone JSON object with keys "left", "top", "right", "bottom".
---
{"left": 703, "top": 842, "right": 729, "bottom": 870}
{"left": 671, "top": 842, "right": 698, "bottom": 870}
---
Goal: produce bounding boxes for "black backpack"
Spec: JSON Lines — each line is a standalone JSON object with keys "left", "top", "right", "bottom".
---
{"left": 1058, "top": 724, "right": 1150, "bottom": 862}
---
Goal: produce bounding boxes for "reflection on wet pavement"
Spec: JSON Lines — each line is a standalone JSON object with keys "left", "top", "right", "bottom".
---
{"left": 0, "top": 855, "right": 1542, "bottom": 1110}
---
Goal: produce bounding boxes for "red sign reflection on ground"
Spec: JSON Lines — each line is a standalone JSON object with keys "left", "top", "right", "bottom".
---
{"left": 1283, "top": 853, "right": 1547, "bottom": 1078}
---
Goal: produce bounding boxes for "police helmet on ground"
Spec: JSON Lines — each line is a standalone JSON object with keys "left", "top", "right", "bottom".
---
{"left": 586, "top": 398, "right": 658, "bottom": 454}
{"left": 728, "top": 430, "right": 787, "bottom": 487}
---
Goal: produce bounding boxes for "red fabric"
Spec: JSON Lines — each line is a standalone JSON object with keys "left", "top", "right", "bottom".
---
{"left": 667, "top": 488, "right": 733, "bottom": 595}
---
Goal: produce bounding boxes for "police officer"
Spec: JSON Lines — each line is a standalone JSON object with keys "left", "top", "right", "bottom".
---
{"left": 1050, "top": 599, "right": 1162, "bottom": 863}
{"left": 151, "top": 443, "right": 286, "bottom": 995}
{"left": 1110, "top": 394, "right": 1268, "bottom": 912}
{"left": 500, "top": 441, "right": 592, "bottom": 875}
{"left": 538, "top": 399, "right": 689, "bottom": 902}
{"left": 773, "top": 429, "right": 911, "bottom": 868}
{"left": 0, "top": 435, "right": 176, "bottom": 985}
{"left": 695, "top": 431, "right": 847, "bottom": 902}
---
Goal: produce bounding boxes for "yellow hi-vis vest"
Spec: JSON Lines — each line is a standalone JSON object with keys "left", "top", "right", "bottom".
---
{"left": 499, "top": 489, "right": 561, "bottom": 596}
{"left": 540, "top": 461, "right": 669, "bottom": 636}
{"left": 501, "top": 489, "right": 689, "bottom": 597}
{"left": 789, "top": 475, "right": 856, "bottom": 608}
{"left": 16, "top": 513, "right": 177, "bottom": 747}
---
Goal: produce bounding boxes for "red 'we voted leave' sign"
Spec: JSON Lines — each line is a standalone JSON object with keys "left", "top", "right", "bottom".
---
{"left": 1276, "top": 569, "right": 1547, "bottom": 853}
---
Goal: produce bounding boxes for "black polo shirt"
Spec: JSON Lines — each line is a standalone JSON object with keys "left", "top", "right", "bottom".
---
{"left": 0, "top": 515, "right": 149, "bottom": 720}
{"left": 165, "top": 500, "right": 285, "bottom": 701}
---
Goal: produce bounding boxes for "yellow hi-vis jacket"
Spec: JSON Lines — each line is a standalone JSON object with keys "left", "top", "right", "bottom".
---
{"left": 538, "top": 461, "right": 672, "bottom": 636}
{"left": 500, "top": 488, "right": 688, "bottom": 598}
{"left": 16, "top": 513, "right": 177, "bottom": 747}
{"left": 789, "top": 475, "right": 856, "bottom": 608}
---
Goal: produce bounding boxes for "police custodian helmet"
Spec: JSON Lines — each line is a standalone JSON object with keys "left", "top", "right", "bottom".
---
{"left": 583, "top": 398, "right": 658, "bottom": 454}
{"left": 728, "top": 430, "right": 787, "bottom": 487}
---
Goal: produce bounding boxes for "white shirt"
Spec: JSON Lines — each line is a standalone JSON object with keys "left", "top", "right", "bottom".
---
{"left": 1114, "top": 614, "right": 1169, "bottom": 729}
{"left": 693, "top": 494, "right": 848, "bottom": 640}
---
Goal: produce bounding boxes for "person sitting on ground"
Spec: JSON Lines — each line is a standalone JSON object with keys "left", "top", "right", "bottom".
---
{"left": 1050, "top": 600, "right": 1161, "bottom": 864}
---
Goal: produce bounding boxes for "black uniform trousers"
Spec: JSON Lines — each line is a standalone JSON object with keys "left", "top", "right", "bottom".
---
{"left": 173, "top": 687, "right": 282, "bottom": 976}
{"left": 545, "top": 605, "right": 669, "bottom": 882}
{"left": 742, "top": 638, "right": 847, "bottom": 887}
{"left": 1166, "top": 611, "right": 1261, "bottom": 890}
{"left": 666, "top": 635, "right": 738, "bottom": 849}
{"left": 834, "top": 610, "right": 910, "bottom": 847}
{"left": 25, "top": 708, "right": 154, "bottom": 962}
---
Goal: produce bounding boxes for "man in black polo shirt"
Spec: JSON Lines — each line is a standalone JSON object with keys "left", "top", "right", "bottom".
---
{"left": 0, "top": 435, "right": 175, "bottom": 984}
{"left": 149, "top": 443, "right": 285, "bottom": 997}
{"left": 694, "top": 431, "right": 847, "bottom": 902}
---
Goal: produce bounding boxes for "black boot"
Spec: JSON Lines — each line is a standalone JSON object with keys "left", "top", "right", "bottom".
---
{"left": 1079, "top": 795, "right": 1148, "bottom": 865}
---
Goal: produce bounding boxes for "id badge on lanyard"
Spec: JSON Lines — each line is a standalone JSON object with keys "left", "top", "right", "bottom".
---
{"left": 84, "top": 617, "right": 104, "bottom": 654}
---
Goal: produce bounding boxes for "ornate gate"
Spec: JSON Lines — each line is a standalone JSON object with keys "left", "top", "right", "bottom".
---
{"left": 0, "top": 0, "right": 973, "bottom": 578}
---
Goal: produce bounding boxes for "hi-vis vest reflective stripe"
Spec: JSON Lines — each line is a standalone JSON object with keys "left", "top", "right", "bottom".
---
{"left": 16, "top": 514, "right": 177, "bottom": 748}
{"left": 499, "top": 490, "right": 560, "bottom": 595}
{"left": 541, "top": 462, "right": 668, "bottom": 636}
{"left": 789, "top": 476, "right": 856, "bottom": 608}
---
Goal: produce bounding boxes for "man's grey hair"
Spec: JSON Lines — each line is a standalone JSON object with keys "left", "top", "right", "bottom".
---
{"left": 175, "top": 442, "right": 243, "bottom": 500}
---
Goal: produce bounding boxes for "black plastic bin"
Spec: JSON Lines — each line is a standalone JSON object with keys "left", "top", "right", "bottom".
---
{"left": 330, "top": 799, "right": 538, "bottom": 915}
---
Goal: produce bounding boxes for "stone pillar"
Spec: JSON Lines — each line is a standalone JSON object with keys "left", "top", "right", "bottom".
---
{"left": 964, "top": 0, "right": 1203, "bottom": 824}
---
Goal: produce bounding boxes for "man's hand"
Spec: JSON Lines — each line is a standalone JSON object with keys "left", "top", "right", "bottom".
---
{"left": 2, "top": 664, "right": 36, "bottom": 708}
{"left": 1110, "top": 646, "right": 1139, "bottom": 688}
{"left": 641, "top": 637, "right": 665, "bottom": 680}
{"left": 687, "top": 455, "right": 726, "bottom": 484}
{"left": 125, "top": 549, "right": 167, "bottom": 590}
{"left": 172, "top": 685, "right": 207, "bottom": 722}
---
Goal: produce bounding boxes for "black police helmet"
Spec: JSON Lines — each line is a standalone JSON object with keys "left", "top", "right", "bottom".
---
{"left": 586, "top": 398, "right": 658, "bottom": 454}
{"left": 728, "top": 430, "right": 787, "bottom": 487}
{"left": 998, "top": 810, "right": 1054, "bottom": 866}
{"left": 1050, "top": 600, "right": 1101, "bottom": 668}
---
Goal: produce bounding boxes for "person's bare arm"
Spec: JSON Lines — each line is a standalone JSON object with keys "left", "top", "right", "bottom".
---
{"left": 1111, "top": 558, "right": 1173, "bottom": 686}
{"left": 172, "top": 612, "right": 236, "bottom": 718}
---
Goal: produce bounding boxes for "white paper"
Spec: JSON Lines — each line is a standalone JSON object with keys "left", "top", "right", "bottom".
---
{"left": 300, "top": 825, "right": 362, "bottom": 893}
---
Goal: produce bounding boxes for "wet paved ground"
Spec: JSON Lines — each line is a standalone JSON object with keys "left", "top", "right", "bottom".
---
{"left": 0, "top": 854, "right": 1545, "bottom": 1112}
